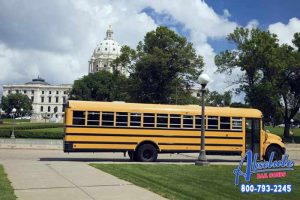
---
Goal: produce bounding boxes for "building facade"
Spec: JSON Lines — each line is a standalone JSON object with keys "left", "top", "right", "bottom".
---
{"left": 88, "top": 25, "right": 128, "bottom": 76}
{"left": 2, "top": 77, "right": 72, "bottom": 122}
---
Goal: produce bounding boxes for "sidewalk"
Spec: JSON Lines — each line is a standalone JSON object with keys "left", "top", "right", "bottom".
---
{"left": 3, "top": 161, "right": 167, "bottom": 200}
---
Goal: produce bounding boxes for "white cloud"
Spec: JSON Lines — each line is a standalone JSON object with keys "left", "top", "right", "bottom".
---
{"left": 146, "top": 0, "right": 238, "bottom": 94}
{"left": 269, "top": 17, "right": 300, "bottom": 46}
{"left": 246, "top": 19, "right": 259, "bottom": 29}
{"left": 223, "top": 9, "right": 231, "bottom": 18}
{"left": 0, "top": 0, "right": 240, "bottom": 99}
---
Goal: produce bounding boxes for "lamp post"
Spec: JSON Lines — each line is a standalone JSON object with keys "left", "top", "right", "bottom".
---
{"left": 11, "top": 108, "right": 17, "bottom": 139}
{"left": 195, "top": 74, "right": 210, "bottom": 166}
{"left": 20, "top": 108, "right": 24, "bottom": 119}
{"left": 290, "top": 119, "right": 295, "bottom": 143}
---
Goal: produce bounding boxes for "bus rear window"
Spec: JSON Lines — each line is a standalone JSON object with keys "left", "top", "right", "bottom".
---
{"left": 87, "top": 111, "right": 100, "bottom": 126}
{"left": 73, "top": 111, "right": 85, "bottom": 125}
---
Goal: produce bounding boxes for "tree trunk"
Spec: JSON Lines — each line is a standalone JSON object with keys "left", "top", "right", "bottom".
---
{"left": 283, "top": 118, "right": 291, "bottom": 139}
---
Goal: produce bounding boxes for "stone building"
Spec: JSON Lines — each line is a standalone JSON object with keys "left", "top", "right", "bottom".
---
{"left": 2, "top": 77, "right": 72, "bottom": 122}
{"left": 88, "top": 25, "right": 128, "bottom": 76}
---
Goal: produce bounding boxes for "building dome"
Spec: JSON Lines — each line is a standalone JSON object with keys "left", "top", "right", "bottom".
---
{"left": 25, "top": 76, "right": 50, "bottom": 85}
{"left": 88, "top": 25, "right": 128, "bottom": 76}
{"left": 92, "top": 39, "right": 121, "bottom": 58}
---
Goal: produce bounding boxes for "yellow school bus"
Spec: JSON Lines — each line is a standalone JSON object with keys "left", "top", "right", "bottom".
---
{"left": 63, "top": 100, "right": 285, "bottom": 162}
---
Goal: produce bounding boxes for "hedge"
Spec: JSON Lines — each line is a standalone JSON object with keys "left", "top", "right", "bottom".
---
{"left": 0, "top": 123, "right": 63, "bottom": 130}
{"left": 0, "top": 128, "right": 64, "bottom": 139}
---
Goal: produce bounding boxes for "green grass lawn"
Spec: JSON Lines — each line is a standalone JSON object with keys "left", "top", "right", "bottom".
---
{"left": 0, "top": 165, "right": 16, "bottom": 200}
{"left": 92, "top": 164, "right": 300, "bottom": 200}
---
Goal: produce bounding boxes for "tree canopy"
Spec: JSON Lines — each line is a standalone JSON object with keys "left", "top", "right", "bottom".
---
{"left": 215, "top": 27, "right": 300, "bottom": 138}
{"left": 116, "top": 26, "right": 204, "bottom": 104}
{"left": 69, "top": 70, "right": 129, "bottom": 102}
{"left": 1, "top": 93, "right": 32, "bottom": 115}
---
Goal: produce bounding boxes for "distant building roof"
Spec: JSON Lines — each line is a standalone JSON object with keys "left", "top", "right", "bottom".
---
{"left": 25, "top": 76, "right": 50, "bottom": 85}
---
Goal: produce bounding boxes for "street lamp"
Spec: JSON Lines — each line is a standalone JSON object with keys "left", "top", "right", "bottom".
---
{"left": 290, "top": 119, "right": 295, "bottom": 143}
{"left": 20, "top": 108, "right": 24, "bottom": 118}
{"left": 195, "top": 73, "right": 210, "bottom": 166}
{"left": 11, "top": 108, "right": 17, "bottom": 139}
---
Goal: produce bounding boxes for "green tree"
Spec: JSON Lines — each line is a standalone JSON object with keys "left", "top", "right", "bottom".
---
{"left": 1, "top": 93, "right": 32, "bottom": 115}
{"left": 207, "top": 91, "right": 232, "bottom": 106}
{"left": 118, "top": 26, "right": 204, "bottom": 104}
{"left": 69, "top": 70, "right": 129, "bottom": 101}
{"left": 215, "top": 27, "right": 300, "bottom": 138}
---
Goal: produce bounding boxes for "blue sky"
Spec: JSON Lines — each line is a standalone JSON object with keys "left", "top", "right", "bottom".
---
{"left": 143, "top": 0, "right": 300, "bottom": 52}
{"left": 207, "top": 0, "right": 300, "bottom": 27}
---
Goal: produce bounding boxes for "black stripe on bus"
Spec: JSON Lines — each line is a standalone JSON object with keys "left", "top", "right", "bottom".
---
{"left": 65, "top": 133, "right": 243, "bottom": 140}
{"left": 65, "top": 125, "right": 243, "bottom": 132}
{"left": 71, "top": 141, "right": 137, "bottom": 145}
{"left": 161, "top": 150, "right": 242, "bottom": 155}
{"left": 158, "top": 143, "right": 243, "bottom": 147}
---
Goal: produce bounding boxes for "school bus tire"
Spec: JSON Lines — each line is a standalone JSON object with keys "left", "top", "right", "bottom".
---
{"left": 136, "top": 144, "right": 158, "bottom": 162}
{"left": 265, "top": 145, "right": 283, "bottom": 161}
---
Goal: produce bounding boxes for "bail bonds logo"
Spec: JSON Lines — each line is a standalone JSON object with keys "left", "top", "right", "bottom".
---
{"left": 233, "top": 150, "right": 294, "bottom": 186}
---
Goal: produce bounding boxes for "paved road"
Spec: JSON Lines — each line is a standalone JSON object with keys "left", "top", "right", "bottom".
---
{"left": 0, "top": 146, "right": 299, "bottom": 200}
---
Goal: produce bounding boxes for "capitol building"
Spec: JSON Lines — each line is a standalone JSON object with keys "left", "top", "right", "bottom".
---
{"left": 2, "top": 77, "right": 72, "bottom": 122}
{"left": 1, "top": 26, "right": 127, "bottom": 123}
{"left": 88, "top": 25, "right": 128, "bottom": 76}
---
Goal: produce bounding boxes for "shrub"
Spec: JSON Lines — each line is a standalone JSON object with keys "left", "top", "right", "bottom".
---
{"left": 0, "top": 128, "right": 64, "bottom": 139}
{"left": 0, "top": 123, "right": 63, "bottom": 130}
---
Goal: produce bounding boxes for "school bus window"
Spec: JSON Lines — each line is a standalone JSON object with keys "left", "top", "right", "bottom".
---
{"left": 183, "top": 115, "right": 193, "bottom": 128}
{"left": 130, "top": 113, "right": 141, "bottom": 127}
{"left": 157, "top": 114, "right": 168, "bottom": 128}
{"left": 87, "top": 111, "right": 100, "bottom": 126}
{"left": 73, "top": 111, "right": 85, "bottom": 125}
{"left": 102, "top": 112, "right": 114, "bottom": 127}
{"left": 195, "top": 115, "right": 205, "bottom": 128}
{"left": 232, "top": 117, "right": 242, "bottom": 130}
{"left": 208, "top": 116, "right": 218, "bottom": 129}
{"left": 116, "top": 112, "right": 128, "bottom": 127}
{"left": 170, "top": 114, "right": 181, "bottom": 128}
{"left": 220, "top": 117, "right": 230, "bottom": 130}
{"left": 143, "top": 113, "right": 155, "bottom": 127}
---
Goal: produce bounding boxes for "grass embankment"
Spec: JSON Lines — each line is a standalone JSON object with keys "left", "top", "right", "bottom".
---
{"left": 265, "top": 126, "right": 300, "bottom": 143}
{"left": 92, "top": 164, "right": 300, "bottom": 200}
{"left": 0, "top": 165, "right": 16, "bottom": 200}
{"left": 0, "top": 121, "right": 63, "bottom": 139}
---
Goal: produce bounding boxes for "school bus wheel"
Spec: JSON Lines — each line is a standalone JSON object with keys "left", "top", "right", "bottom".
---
{"left": 265, "top": 145, "right": 283, "bottom": 161}
{"left": 136, "top": 144, "right": 158, "bottom": 162}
